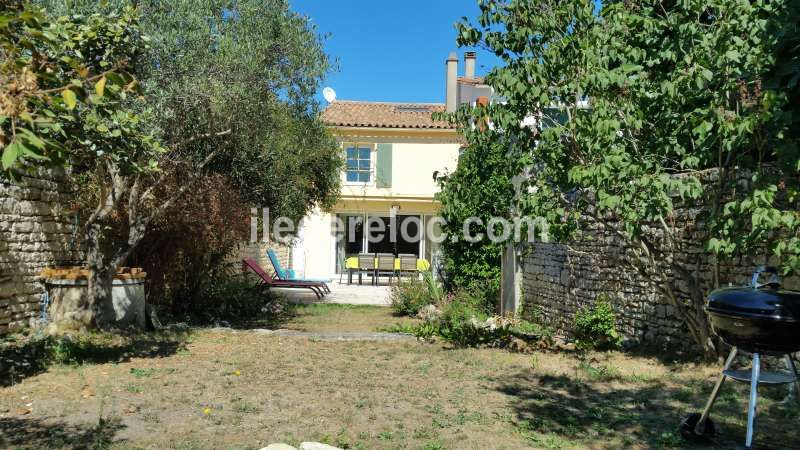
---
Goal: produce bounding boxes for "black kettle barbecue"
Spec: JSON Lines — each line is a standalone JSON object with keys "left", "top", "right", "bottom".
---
{"left": 680, "top": 266, "right": 800, "bottom": 448}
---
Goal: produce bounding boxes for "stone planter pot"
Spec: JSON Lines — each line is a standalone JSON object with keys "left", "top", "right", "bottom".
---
{"left": 45, "top": 278, "right": 146, "bottom": 332}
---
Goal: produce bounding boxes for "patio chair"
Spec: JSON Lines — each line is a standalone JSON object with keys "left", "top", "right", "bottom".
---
{"left": 242, "top": 258, "right": 325, "bottom": 299}
{"left": 375, "top": 253, "right": 397, "bottom": 285}
{"left": 266, "top": 249, "right": 330, "bottom": 293}
{"left": 356, "top": 253, "right": 376, "bottom": 285}
{"left": 397, "top": 254, "right": 418, "bottom": 279}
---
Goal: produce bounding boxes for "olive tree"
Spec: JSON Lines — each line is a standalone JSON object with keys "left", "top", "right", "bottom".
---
{"left": 2, "top": 0, "right": 340, "bottom": 327}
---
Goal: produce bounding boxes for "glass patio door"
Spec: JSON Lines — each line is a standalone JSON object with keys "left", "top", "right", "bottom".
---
{"left": 365, "top": 215, "right": 421, "bottom": 257}
{"left": 335, "top": 214, "right": 364, "bottom": 273}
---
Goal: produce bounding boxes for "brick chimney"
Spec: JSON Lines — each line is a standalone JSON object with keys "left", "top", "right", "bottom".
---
{"left": 445, "top": 52, "right": 458, "bottom": 113}
{"left": 464, "top": 51, "right": 476, "bottom": 79}
{"left": 476, "top": 96, "right": 489, "bottom": 130}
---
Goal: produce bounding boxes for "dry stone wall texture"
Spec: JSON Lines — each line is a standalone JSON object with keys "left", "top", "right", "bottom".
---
{"left": 234, "top": 241, "right": 291, "bottom": 274}
{"left": 520, "top": 207, "right": 796, "bottom": 350}
{"left": 0, "top": 170, "right": 295, "bottom": 335}
{"left": 0, "top": 171, "right": 79, "bottom": 333}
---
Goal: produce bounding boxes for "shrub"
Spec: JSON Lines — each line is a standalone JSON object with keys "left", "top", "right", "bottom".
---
{"left": 509, "top": 320, "right": 554, "bottom": 345}
{"left": 436, "top": 295, "right": 491, "bottom": 346}
{"left": 390, "top": 271, "right": 444, "bottom": 316}
{"left": 130, "top": 173, "right": 251, "bottom": 319}
{"left": 425, "top": 290, "right": 546, "bottom": 348}
{"left": 182, "top": 272, "right": 286, "bottom": 325}
{"left": 434, "top": 132, "right": 517, "bottom": 311}
{"left": 390, "top": 278, "right": 431, "bottom": 316}
{"left": 391, "top": 281, "right": 554, "bottom": 349}
{"left": 572, "top": 296, "right": 622, "bottom": 351}
{"left": 421, "top": 271, "right": 444, "bottom": 304}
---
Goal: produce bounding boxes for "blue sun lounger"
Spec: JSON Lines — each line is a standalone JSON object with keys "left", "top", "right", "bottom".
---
{"left": 266, "top": 249, "right": 331, "bottom": 293}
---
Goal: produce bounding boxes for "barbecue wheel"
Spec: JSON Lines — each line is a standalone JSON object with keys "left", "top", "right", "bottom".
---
{"left": 680, "top": 413, "right": 716, "bottom": 441}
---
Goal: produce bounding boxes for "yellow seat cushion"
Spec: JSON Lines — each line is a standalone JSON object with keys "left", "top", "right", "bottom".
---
{"left": 345, "top": 257, "right": 430, "bottom": 271}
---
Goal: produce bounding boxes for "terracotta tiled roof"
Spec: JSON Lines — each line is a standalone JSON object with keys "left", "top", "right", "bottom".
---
{"left": 321, "top": 100, "right": 455, "bottom": 129}
{"left": 457, "top": 76, "right": 486, "bottom": 86}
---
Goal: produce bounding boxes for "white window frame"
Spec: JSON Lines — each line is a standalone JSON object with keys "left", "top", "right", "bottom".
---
{"left": 342, "top": 143, "right": 376, "bottom": 186}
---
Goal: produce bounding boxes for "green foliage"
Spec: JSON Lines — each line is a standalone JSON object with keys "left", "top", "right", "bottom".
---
{"left": 390, "top": 278, "right": 431, "bottom": 316}
{"left": 1, "top": 1, "right": 162, "bottom": 174}
{"left": 394, "top": 287, "right": 551, "bottom": 348}
{"left": 450, "top": 0, "right": 800, "bottom": 354}
{"left": 185, "top": 273, "right": 285, "bottom": 325}
{"left": 572, "top": 297, "right": 622, "bottom": 351}
{"left": 453, "top": 0, "right": 800, "bottom": 273}
{"left": 129, "top": 367, "right": 157, "bottom": 378}
{"left": 45, "top": 0, "right": 343, "bottom": 224}
{"left": 5, "top": 1, "right": 342, "bottom": 315}
{"left": 46, "top": 335, "right": 86, "bottom": 365}
{"left": 390, "top": 271, "right": 445, "bottom": 316}
{"left": 435, "top": 133, "right": 522, "bottom": 307}
{"left": 435, "top": 294, "right": 491, "bottom": 346}
{"left": 422, "top": 270, "right": 444, "bottom": 304}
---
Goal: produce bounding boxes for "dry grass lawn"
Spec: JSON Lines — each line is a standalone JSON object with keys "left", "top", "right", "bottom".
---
{"left": 279, "top": 304, "right": 418, "bottom": 333}
{"left": 1, "top": 304, "right": 799, "bottom": 449}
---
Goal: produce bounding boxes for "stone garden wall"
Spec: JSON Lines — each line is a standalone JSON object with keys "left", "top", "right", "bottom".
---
{"left": 0, "top": 168, "right": 296, "bottom": 335}
{"left": 519, "top": 206, "right": 796, "bottom": 350}
{"left": 0, "top": 171, "right": 79, "bottom": 334}
{"left": 235, "top": 241, "right": 291, "bottom": 275}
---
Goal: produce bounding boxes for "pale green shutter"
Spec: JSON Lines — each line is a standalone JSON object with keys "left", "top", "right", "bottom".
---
{"left": 375, "top": 143, "right": 392, "bottom": 188}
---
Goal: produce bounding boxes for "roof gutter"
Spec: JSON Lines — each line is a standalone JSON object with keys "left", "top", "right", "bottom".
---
{"left": 328, "top": 126, "right": 460, "bottom": 139}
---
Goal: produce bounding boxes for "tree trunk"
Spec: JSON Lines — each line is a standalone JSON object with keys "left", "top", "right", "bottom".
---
{"left": 658, "top": 279, "right": 718, "bottom": 359}
{"left": 86, "top": 260, "right": 115, "bottom": 327}
{"left": 84, "top": 222, "right": 117, "bottom": 328}
{"left": 626, "top": 233, "right": 720, "bottom": 359}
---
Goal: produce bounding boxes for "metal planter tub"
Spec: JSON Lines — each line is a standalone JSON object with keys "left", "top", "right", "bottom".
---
{"left": 45, "top": 277, "right": 146, "bottom": 331}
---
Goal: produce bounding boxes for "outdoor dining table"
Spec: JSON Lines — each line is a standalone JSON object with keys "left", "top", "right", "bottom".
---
{"left": 344, "top": 256, "right": 430, "bottom": 284}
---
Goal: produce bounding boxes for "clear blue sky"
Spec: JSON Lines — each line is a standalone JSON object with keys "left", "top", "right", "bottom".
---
{"left": 289, "top": 1, "right": 503, "bottom": 104}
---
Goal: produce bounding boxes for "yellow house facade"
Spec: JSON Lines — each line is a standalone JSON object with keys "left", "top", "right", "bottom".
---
{"left": 291, "top": 52, "right": 491, "bottom": 279}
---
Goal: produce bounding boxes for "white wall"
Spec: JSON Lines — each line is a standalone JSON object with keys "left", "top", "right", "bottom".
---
{"left": 338, "top": 138, "right": 460, "bottom": 200}
{"left": 292, "top": 208, "right": 333, "bottom": 279}
{"left": 295, "top": 134, "right": 462, "bottom": 279}
{"left": 390, "top": 142, "right": 459, "bottom": 196}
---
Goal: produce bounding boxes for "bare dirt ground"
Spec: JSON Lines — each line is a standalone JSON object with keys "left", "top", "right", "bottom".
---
{"left": 1, "top": 305, "right": 799, "bottom": 449}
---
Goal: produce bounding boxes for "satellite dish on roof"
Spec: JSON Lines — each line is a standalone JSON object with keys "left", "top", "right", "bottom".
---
{"left": 322, "top": 87, "right": 336, "bottom": 103}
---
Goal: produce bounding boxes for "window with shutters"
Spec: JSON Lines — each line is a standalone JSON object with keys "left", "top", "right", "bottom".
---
{"left": 344, "top": 144, "right": 373, "bottom": 183}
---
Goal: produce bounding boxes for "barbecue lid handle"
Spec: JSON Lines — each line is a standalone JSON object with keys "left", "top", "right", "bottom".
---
{"left": 751, "top": 265, "right": 781, "bottom": 289}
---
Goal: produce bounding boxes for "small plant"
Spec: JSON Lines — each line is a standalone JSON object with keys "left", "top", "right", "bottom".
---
{"left": 124, "top": 383, "right": 143, "bottom": 393}
{"left": 572, "top": 296, "right": 622, "bottom": 351}
{"left": 390, "top": 270, "right": 445, "bottom": 316}
{"left": 48, "top": 338, "right": 78, "bottom": 365}
{"left": 45, "top": 334, "right": 111, "bottom": 365}
{"left": 578, "top": 360, "right": 621, "bottom": 381}
{"left": 390, "top": 277, "right": 432, "bottom": 316}
{"left": 434, "top": 293, "right": 490, "bottom": 346}
{"left": 130, "top": 367, "right": 157, "bottom": 378}
{"left": 411, "top": 322, "right": 440, "bottom": 340}
{"left": 421, "top": 270, "right": 444, "bottom": 304}
{"left": 388, "top": 286, "right": 555, "bottom": 348}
